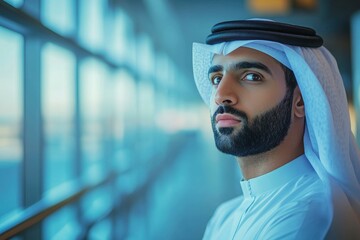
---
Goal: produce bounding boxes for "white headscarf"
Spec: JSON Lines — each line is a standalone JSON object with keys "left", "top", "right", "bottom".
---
{"left": 193, "top": 39, "right": 360, "bottom": 232}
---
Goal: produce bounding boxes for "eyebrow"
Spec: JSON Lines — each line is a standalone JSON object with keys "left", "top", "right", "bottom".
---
{"left": 208, "top": 65, "right": 223, "bottom": 75}
{"left": 208, "top": 61, "right": 273, "bottom": 75}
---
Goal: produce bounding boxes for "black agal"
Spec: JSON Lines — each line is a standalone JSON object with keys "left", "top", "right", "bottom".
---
{"left": 206, "top": 20, "right": 323, "bottom": 48}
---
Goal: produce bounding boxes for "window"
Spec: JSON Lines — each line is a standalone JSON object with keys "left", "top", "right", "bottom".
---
{"left": 352, "top": 12, "right": 360, "bottom": 140}
{"left": 88, "top": 218, "right": 112, "bottom": 239}
{"left": 43, "top": 205, "right": 80, "bottom": 239}
{"left": 41, "top": 0, "right": 76, "bottom": 36}
{"left": 137, "top": 34, "right": 154, "bottom": 77}
{"left": 4, "top": 0, "right": 23, "bottom": 8}
{"left": 0, "top": 2, "right": 211, "bottom": 239}
{"left": 79, "top": 0, "right": 106, "bottom": 51}
{"left": 107, "top": 9, "right": 136, "bottom": 64}
{"left": 112, "top": 70, "right": 137, "bottom": 170}
{"left": 41, "top": 43, "right": 76, "bottom": 192}
{"left": 0, "top": 26, "right": 23, "bottom": 220}
{"left": 80, "top": 58, "right": 108, "bottom": 180}
{"left": 81, "top": 187, "right": 113, "bottom": 224}
{"left": 138, "top": 81, "right": 155, "bottom": 129}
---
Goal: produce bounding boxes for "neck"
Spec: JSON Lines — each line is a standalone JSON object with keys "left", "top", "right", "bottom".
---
{"left": 237, "top": 122, "right": 304, "bottom": 180}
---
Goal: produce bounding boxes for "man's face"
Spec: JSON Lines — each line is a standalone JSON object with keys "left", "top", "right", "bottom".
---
{"left": 209, "top": 47, "right": 293, "bottom": 157}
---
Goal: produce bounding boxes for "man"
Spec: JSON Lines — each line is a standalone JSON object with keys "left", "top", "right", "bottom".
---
{"left": 193, "top": 19, "right": 360, "bottom": 239}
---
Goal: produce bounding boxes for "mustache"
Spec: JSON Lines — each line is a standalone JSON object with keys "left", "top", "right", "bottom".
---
{"left": 212, "top": 105, "right": 248, "bottom": 123}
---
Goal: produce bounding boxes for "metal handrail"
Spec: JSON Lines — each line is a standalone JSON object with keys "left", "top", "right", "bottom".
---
{"left": 0, "top": 171, "right": 118, "bottom": 240}
{"left": 0, "top": 133, "right": 190, "bottom": 239}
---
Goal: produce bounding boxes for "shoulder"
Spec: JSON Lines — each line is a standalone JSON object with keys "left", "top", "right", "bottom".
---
{"left": 258, "top": 197, "right": 331, "bottom": 239}
{"left": 210, "top": 196, "right": 243, "bottom": 225}
{"left": 281, "top": 170, "right": 329, "bottom": 203}
{"left": 202, "top": 196, "right": 243, "bottom": 238}
{"left": 282, "top": 172, "right": 332, "bottom": 225}
{"left": 258, "top": 174, "right": 332, "bottom": 239}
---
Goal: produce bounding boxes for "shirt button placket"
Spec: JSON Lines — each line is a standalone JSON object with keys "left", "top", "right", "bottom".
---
{"left": 232, "top": 181, "right": 255, "bottom": 240}
{"left": 248, "top": 181, "right": 253, "bottom": 198}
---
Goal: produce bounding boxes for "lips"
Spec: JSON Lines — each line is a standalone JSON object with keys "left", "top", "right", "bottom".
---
{"left": 215, "top": 113, "right": 242, "bottom": 128}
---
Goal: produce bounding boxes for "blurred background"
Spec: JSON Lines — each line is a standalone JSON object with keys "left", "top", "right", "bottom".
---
{"left": 0, "top": 0, "right": 359, "bottom": 239}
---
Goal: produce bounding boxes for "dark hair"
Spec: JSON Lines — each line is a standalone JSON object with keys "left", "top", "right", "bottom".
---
{"left": 282, "top": 64, "right": 297, "bottom": 92}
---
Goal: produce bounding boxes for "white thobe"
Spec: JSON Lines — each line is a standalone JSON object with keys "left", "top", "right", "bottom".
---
{"left": 203, "top": 155, "right": 331, "bottom": 240}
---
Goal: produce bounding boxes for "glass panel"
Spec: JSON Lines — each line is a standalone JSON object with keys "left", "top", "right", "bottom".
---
{"left": 112, "top": 70, "right": 137, "bottom": 171}
{"left": 155, "top": 53, "right": 170, "bottom": 86}
{"left": 136, "top": 35, "right": 155, "bottom": 160}
{"left": 137, "top": 34, "right": 154, "bottom": 76}
{"left": 88, "top": 219, "right": 112, "bottom": 240}
{"left": 79, "top": 0, "right": 105, "bottom": 51}
{"left": 4, "top": 0, "right": 23, "bottom": 8}
{"left": 80, "top": 58, "right": 108, "bottom": 180}
{"left": 43, "top": 205, "right": 81, "bottom": 239}
{"left": 81, "top": 187, "right": 113, "bottom": 224}
{"left": 41, "top": 43, "right": 76, "bottom": 192}
{"left": 113, "top": 71, "right": 135, "bottom": 138}
{"left": 138, "top": 81, "right": 154, "bottom": 129}
{"left": 41, "top": 0, "right": 75, "bottom": 36}
{"left": 352, "top": 12, "right": 360, "bottom": 142}
{"left": 0, "top": 26, "right": 23, "bottom": 220}
{"left": 107, "top": 9, "right": 136, "bottom": 64}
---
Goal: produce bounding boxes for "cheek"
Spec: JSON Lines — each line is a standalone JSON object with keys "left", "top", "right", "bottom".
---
{"left": 262, "top": 88, "right": 286, "bottom": 108}
{"left": 209, "top": 92, "right": 217, "bottom": 115}
{"left": 210, "top": 103, "right": 217, "bottom": 117}
{"left": 245, "top": 85, "right": 286, "bottom": 112}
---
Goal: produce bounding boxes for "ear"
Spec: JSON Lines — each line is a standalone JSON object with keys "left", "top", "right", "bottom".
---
{"left": 293, "top": 86, "right": 305, "bottom": 118}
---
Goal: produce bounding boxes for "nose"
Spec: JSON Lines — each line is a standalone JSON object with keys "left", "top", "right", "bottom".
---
{"left": 214, "top": 74, "right": 238, "bottom": 106}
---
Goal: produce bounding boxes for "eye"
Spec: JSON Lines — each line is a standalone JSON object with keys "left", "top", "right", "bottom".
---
{"left": 243, "top": 73, "right": 262, "bottom": 82}
{"left": 210, "top": 75, "right": 222, "bottom": 85}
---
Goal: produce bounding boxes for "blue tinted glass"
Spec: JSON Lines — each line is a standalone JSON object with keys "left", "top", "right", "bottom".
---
{"left": 352, "top": 12, "right": 360, "bottom": 138}
{"left": 81, "top": 187, "right": 113, "bottom": 221}
{"left": 79, "top": 0, "right": 105, "bottom": 51}
{"left": 43, "top": 205, "right": 80, "bottom": 239}
{"left": 107, "top": 9, "right": 136, "bottom": 64}
{"left": 80, "top": 58, "right": 108, "bottom": 180}
{"left": 89, "top": 219, "right": 112, "bottom": 239}
{"left": 4, "top": 0, "right": 23, "bottom": 8}
{"left": 137, "top": 34, "right": 154, "bottom": 76}
{"left": 41, "top": 0, "right": 75, "bottom": 36}
{"left": 41, "top": 43, "right": 76, "bottom": 192}
{"left": 112, "top": 70, "right": 137, "bottom": 170}
{"left": 138, "top": 81, "right": 155, "bottom": 126}
{"left": 0, "top": 26, "right": 23, "bottom": 220}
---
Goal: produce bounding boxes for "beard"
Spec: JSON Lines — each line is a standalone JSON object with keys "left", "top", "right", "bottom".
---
{"left": 211, "top": 89, "right": 293, "bottom": 157}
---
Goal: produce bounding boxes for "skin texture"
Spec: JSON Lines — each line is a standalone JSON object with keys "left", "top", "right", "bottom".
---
{"left": 209, "top": 47, "right": 305, "bottom": 180}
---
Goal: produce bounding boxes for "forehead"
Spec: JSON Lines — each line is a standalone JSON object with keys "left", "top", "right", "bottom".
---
{"left": 212, "top": 46, "right": 283, "bottom": 69}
